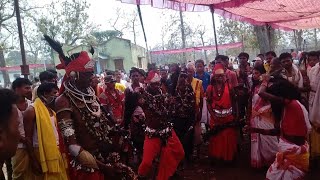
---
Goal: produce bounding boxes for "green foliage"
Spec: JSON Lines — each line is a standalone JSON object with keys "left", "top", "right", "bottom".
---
{"left": 35, "top": 0, "right": 94, "bottom": 46}
{"left": 90, "top": 30, "right": 123, "bottom": 45}
{"left": 217, "top": 17, "right": 258, "bottom": 49}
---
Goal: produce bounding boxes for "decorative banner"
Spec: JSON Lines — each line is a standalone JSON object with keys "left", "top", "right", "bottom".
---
{"left": 150, "top": 42, "right": 243, "bottom": 55}
{"left": 0, "top": 64, "right": 54, "bottom": 71}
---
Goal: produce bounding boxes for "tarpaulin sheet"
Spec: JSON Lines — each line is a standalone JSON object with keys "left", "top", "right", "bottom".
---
{"left": 119, "top": 0, "right": 320, "bottom": 29}
{"left": 119, "top": 0, "right": 209, "bottom": 11}
{"left": 151, "top": 42, "right": 242, "bottom": 54}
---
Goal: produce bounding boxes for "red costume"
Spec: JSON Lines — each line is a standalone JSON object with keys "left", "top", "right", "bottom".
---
{"left": 138, "top": 71, "right": 184, "bottom": 180}
{"left": 44, "top": 35, "right": 135, "bottom": 180}
{"left": 206, "top": 64, "right": 238, "bottom": 161}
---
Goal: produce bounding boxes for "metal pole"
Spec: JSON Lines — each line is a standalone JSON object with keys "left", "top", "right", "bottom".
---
{"left": 14, "top": 0, "right": 29, "bottom": 78}
{"left": 137, "top": 5, "right": 151, "bottom": 64}
{"left": 210, "top": 7, "right": 219, "bottom": 56}
{"left": 179, "top": 10, "right": 187, "bottom": 62}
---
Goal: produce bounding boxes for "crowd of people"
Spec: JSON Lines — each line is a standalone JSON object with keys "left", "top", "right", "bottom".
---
{"left": 0, "top": 36, "right": 319, "bottom": 180}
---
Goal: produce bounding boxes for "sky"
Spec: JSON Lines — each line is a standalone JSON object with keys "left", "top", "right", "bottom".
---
{"left": 86, "top": 0, "right": 218, "bottom": 48}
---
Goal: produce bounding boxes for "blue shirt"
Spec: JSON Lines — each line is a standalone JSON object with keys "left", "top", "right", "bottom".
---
{"left": 194, "top": 72, "right": 211, "bottom": 92}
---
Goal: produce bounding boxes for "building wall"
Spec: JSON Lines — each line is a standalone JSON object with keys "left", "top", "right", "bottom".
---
{"left": 51, "top": 37, "right": 148, "bottom": 75}
{"left": 131, "top": 44, "right": 148, "bottom": 70}
{"left": 102, "top": 38, "right": 133, "bottom": 73}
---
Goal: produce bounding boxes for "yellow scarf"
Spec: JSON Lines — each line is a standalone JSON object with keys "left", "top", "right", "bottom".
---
{"left": 191, "top": 78, "right": 202, "bottom": 107}
{"left": 34, "top": 98, "right": 61, "bottom": 173}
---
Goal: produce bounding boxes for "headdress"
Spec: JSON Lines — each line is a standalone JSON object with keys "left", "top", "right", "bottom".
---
{"left": 43, "top": 35, "right": 95, "bottom": 76}
{"left": 43, "top": 35, "right": 95, "bottom": 94}
{"left": 213, "top": 63, "right": 225, "bottom": 75}
{"left": 145, "top": 70, "right": 161, "bottom": 83}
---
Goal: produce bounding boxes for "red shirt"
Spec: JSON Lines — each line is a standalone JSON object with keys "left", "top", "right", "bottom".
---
{"left": 99, "top": 89, "right": 124, "bottom": 121}
{"left": 281, "top": 100, "right": 307, "bottom": 137}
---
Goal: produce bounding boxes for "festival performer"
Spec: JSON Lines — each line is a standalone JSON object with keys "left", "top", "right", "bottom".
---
{"left": 249, "top": 64, "right": 278, "bottom": 168}
{"left": 206, "top": 64, "right": 238, "bottom": 163}
{"left": 137, "top": 70, "right": 184, "bottom": 180}
{"left": 44, "top": 35, "right": 135, "bottom": 180}
{"left": 186, "top": 63, "right": 204, "bottom": 158}
{"left": 99, "top": 75, "right": 125, "bottom": 125}
{"left": 214, "top": 55, "right": 238, "bottom": 89}
{"left": 249, "top": 76, "right": 311, "bottom": 180}
{"left": 172, "top": 71, "right": 196, "bottom": 161}
{"left": 308, "top": 54, "right": 320, "bottom": 167}
{"left": 23, "top": 82, "right": 68, "bottom": 179}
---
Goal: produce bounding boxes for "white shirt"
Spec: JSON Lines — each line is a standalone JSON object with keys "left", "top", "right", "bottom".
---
{"left": 17, "top": 99, "right": 32, "bottom": 148}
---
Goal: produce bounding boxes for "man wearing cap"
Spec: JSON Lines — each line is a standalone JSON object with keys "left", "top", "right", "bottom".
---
{"left": 137, "top": 70, "right": 184, "bottom": 180}
{"left": 44, "top": 35, "right": 135, "bottom": 180}
{"left": 206, "top": 64, "right": 238, "bottom": 163}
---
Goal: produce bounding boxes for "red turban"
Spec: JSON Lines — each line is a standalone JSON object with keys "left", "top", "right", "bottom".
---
{"left": 213, "top": 63, "right": 225, "bottom": 75}
{"left": 57, "top": 51, "right": 95, "bottom": 95}
{"left": 56, "top": 51, "right": 95, "bottom": 76}
{"left": 145, "top": 70, "right": 161, "bottom": 83}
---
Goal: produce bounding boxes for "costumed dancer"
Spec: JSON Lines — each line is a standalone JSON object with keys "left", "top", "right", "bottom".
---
{"left": 247, "top": 76, "right": 311, "bottom": 180}
{"left": 172, "top": 71, "right": 196, "bottom": 161}
{"left": 138, "top": 70, "right": 184, "bottom": 180}
{"left": 249, "top": 64, "right": 278, "bottom": 168}
{"left": 43, "top": 35, "right": 136, "bottom": 180}
{"left": 23, "top": 82, "right": 68, "bottom": 179}
{"left": 206, "top": 64, "right": 238, "bottom": 163}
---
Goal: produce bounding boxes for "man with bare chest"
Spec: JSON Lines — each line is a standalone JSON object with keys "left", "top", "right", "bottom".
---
{"left": 137, "top": 70, "right": 184, "bottom": 180}
{"left": 44, "top": 35, "right": 135, "bottom": 180}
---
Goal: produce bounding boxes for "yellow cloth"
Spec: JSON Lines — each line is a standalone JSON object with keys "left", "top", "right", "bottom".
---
{"left": 115, "top": 83, "right": 126, "bottom": 92}
{"left": 284, "top": 152, "right": 309, "bottom": 172}
{"left": 310, "top": 128, "right": 320, "bottom": 158}
{"left": 264, "top": 63, "right": 270, "bottom": 73}
{"left": 191, "top": 78, "right": 203, "bottom": 107}
{"left": 12, "top": 148, "right": 68, "bottom": 180}
{"left": 32, "top": 86, "right": 39, "bottom": 102}
{"left": 34, "top": 98, "right": 61, "bottom": 173}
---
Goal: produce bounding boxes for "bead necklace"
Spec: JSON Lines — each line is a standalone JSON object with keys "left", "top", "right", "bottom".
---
{"left": 64, "top": 82, "right": 101, "bottom": 117}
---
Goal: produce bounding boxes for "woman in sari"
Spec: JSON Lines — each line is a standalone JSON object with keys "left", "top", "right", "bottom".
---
{"left": 246, "top": 76, "right": 311, "bottom": 180}
{"left": 249, "top": 64, "right": 278, "bottom": 168}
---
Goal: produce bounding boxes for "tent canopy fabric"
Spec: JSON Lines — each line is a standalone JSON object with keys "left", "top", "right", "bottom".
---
{"left": 151, "top": 42, "right": 242, "bottom": 55}
{"left": 119, "top": 0, "right": 320, "bottom": 30}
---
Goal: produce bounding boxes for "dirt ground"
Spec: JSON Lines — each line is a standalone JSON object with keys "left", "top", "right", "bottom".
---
{"left": 177, "top": 144, "right": 320, "bottom": 180}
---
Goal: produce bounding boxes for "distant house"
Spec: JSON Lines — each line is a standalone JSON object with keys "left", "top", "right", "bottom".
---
{"left": 97, "top": 37, "right": 148, "bottom": 74}
{"left": 53, "top": 37, "right": 148, "bottom": 75}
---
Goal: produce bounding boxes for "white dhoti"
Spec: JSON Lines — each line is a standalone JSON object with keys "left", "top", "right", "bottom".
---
{"left": 251, "top": 116, "right": 278, "bottom": 168}
{"left": 201, "top": 97, "right": 210, "bottom": 124}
